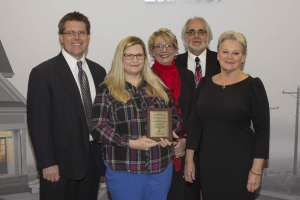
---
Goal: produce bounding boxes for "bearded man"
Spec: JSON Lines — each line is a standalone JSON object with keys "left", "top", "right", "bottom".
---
{"left": 175, "top": 17, "right": 220, "bottom": 88}
{"left": 175, "top": 17, "right": 220, "bottom": 200}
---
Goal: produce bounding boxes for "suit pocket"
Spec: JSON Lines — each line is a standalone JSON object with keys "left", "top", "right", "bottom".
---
{"left": 54, "top": 140, "right": 68, "bottom": 149}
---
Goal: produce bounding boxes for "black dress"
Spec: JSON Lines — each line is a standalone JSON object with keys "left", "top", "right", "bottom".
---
{"left": 187, "top": 76, "right": 270, "bottom": 200}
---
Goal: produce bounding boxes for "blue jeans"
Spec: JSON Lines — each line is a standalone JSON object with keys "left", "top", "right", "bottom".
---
{"left": 103, "top": 158, "right": 173, "bottom": 200}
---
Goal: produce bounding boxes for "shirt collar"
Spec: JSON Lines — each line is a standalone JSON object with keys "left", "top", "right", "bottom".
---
{"left": 62, "top": 49, "right": 86, "bottom": 70}
{"left": 188, "top": 48, "right": 207, "bottom": 64}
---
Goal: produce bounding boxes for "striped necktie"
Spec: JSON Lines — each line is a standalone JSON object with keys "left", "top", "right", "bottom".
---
{"left": 194, "top": 57, "right": 202, "bottom": 87}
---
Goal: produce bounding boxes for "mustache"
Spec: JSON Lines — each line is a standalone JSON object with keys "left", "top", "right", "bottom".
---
{"left": 192, "top": 40, "right": 203, "bottom": 42}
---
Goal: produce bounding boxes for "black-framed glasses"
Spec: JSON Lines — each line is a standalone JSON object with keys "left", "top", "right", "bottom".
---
{"left": 186, "top": 29, "right": 207, "bottom": 36}
{"left": 123, "top": 54, "right": 145, "bottom": 60}
{"left": 62, "top": 31, "right": 88, "bottom": 37}
{"left": 153, "top": 44, "right": 173, "bottom": 51}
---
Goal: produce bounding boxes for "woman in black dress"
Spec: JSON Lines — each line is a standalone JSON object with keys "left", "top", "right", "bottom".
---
{"left": 148, "top": 28, "right": 197, "bottom": 200}
{"left": 184, "top": 30, "right": 270, "bottom": 200}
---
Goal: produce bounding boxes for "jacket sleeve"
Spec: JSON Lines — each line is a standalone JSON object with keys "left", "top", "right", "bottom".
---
{"left": 168, "top": 97, "right": 180, "bottom": 134}
{"left": 250, "top": 78, "right": 270, "bottom": 158}
{"left": 27, "top": 67, "right": 57, "bottom": 170}
{"left": 186, "top": 78, "right": 205, "bottom": 151}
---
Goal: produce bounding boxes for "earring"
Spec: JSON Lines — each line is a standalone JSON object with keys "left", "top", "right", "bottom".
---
{"left": 217, "top": 59, "right": 219, "bottom": 62}
{"left": 174, "top": 54, "right": 177, "bottom": 59}
{"left": 242, "top": 61, "right": 244, "bottom": 64}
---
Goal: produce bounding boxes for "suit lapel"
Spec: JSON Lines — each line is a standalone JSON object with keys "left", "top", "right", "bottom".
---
{"left": 86, "top": 59, "right": 101, "bottom": 91}
{"left": 55, "top": 53, "right": 88, "bottom": 128}
{"left": 175, "top": 51, "right": 188, "bottom": 69}
{"left": 205, "top": 49, "right": 220, "bottom": 77}
{"left": 206, "top": 49, "right": 213, "bottom": 72}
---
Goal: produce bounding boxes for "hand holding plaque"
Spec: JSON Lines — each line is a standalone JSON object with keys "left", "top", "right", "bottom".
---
{"left": 147, "top": 108, "right": 173, "bottom": 142}
{"left": 129, "top": 137, "right": 159, "bottom": 151}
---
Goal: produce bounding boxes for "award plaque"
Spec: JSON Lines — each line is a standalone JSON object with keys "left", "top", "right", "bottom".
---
{"left": 146, "top": 108, "right": 172, "bottom": 141}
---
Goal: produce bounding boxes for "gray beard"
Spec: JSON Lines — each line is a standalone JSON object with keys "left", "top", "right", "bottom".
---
{"left": 188, "top": 43, "right": 207, "bottom": 53}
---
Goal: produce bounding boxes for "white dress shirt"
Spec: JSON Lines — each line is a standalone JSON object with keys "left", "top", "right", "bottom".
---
{"left": 62, "top": 49, "right": 96, "bottom": 103}
{"left": 62, "top": 49, "right": 95, "bottom": 140}
{"left": 187, "top": 49, "right": 207, "bottom": 77}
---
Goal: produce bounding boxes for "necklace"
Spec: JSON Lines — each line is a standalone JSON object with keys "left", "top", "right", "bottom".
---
{"left": 219, "top": 72, "right": 241, "bottom": 89}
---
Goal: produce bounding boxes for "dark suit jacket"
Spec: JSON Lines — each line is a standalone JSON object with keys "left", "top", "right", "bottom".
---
{"left": 27, "top": 52, "right": 106, "bottom": 180}
{"left": 175, "top": 65, "right": 195, "bottom": 135}
{"left": 175, "top": 48, "right": 220, "bottom": 152}
{"left": 175, "top": 48, "right": 220, "bottom": 78}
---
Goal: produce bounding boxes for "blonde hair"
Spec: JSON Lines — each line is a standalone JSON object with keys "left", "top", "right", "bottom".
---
{"left": 148, "top": 28, "right": 179, "bottom": 57}
{"left": 217, "top": 30, "right": 247, "bottom": 55}
{"left": 104, "top": 36, "right": 169, "bottom": 104}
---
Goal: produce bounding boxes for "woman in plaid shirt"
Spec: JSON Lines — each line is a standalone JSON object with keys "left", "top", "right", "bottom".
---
{"left": 91, "top": 36, "right": 180, "bottom": 200}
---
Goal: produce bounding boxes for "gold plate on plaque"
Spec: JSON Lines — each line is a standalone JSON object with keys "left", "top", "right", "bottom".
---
{"left": 146, "top": 108, "right": 172, "bottom": 141}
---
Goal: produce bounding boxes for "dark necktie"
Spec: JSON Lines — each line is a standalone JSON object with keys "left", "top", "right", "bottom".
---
{"left": 194, "top": 57, "right": 202, "bottom": 87}
{"left": 77, "top": 61, "right": 92, "bottom": 132}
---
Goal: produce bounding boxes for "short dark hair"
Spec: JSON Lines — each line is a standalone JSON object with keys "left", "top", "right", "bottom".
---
{"left": 58, "top": 11, "right": 90, "bottom": 34}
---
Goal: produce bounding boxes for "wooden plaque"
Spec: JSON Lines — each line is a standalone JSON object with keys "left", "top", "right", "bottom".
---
{"left": 146, "top": 108, "right": 172, "bottom": 142}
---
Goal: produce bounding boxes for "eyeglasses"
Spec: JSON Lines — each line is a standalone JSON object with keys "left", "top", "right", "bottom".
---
{"left": 123, "top": 54, "right": 145, "bottom": 60}
{"left": 62, "top": 31, "right": 88, "bottom": 37}
{"left": 186, "top": 29, "right": 207, "bottom": 36}
{"left": 153, "top": 44, "right": 173, "bottom": 51}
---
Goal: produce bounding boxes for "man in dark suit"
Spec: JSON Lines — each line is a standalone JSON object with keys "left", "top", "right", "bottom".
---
{"left": 27, "top": 11, "right": 106, "bottom": 200}
{"left": 176, "top": 17, "right": 220, "bottom": 200}
{"left": 175, "top": 17, "right": 220, "bottom": 84}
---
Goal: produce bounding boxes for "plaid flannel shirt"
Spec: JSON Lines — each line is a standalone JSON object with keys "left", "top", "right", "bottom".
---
{"left": 91, "top": 80, "right": 180, "bottom": 174}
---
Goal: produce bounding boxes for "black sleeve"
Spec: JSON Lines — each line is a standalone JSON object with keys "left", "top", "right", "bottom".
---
{"left": 250, "top": 78, "right": 270, "bottom": 158}
{"left": 180, "top": 69, "right": 195, "bottom": 135}
{"left": 167, "top": 92, "right": 180, "bottom": 134}
{"left": 186, "top": 77, "right": 206, "bottom": 151}
{"left": 27, "top": 67, "right": 57, "bottom": 170}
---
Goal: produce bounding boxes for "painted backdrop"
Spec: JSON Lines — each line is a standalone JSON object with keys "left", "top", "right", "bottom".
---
{"left": 0, "top": 0, "right": 299, "bottom": 199}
